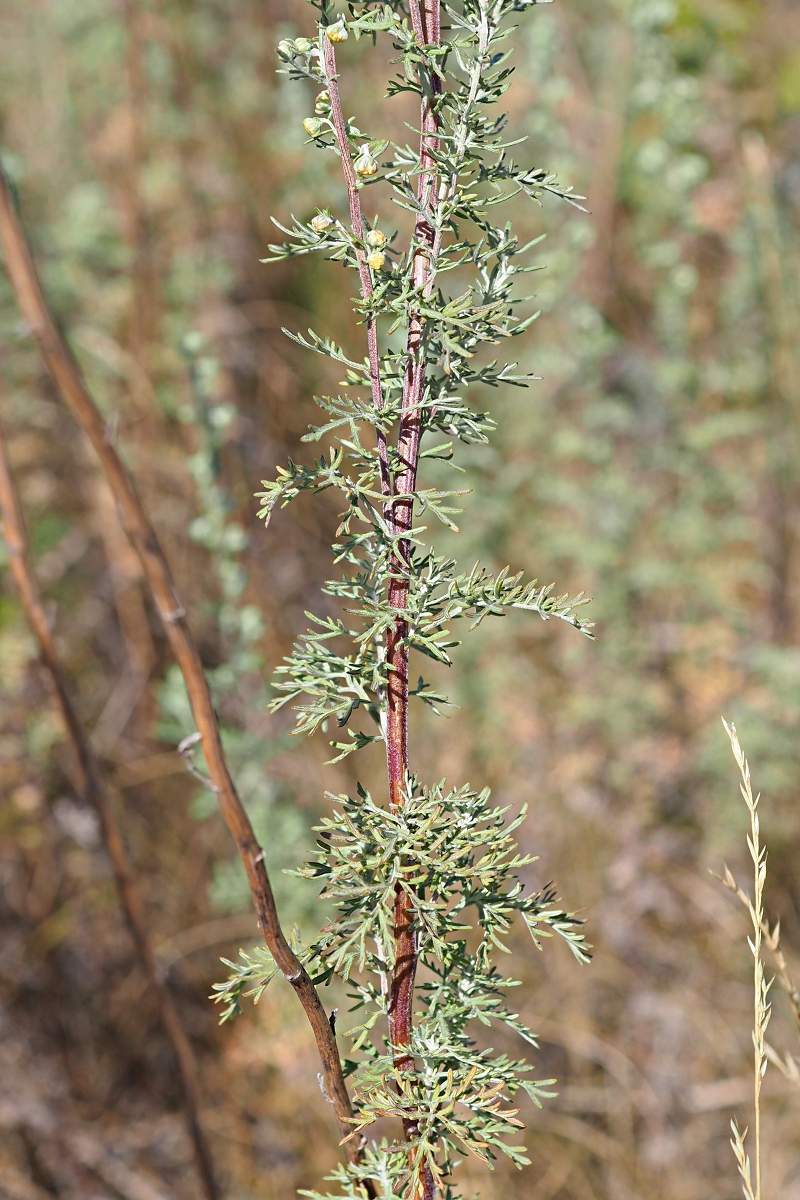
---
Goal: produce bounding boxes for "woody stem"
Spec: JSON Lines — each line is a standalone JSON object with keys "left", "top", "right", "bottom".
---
{"left": 385, "top": 1, "right": 441, "bottom": 1196}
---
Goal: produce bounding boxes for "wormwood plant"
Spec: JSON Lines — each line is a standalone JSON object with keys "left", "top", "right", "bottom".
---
{"left": 216, "top": 2, "right": 592, "bottom": 1196}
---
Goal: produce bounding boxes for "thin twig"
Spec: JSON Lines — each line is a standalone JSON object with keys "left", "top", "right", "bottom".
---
{"left": 321, "top": 31, "right": 391, "bottom": 500}
{"left": 0, "top": 421, "right": 218, "bottom": 1200}
{"left": 178, "top": 731, "right": 221, "bottom": 793}
{"left": 764, "top": 1042, "right": 800, "bottom": 1090}
{"left": 0, "top": 163, "right": 361, "bottom": 1170}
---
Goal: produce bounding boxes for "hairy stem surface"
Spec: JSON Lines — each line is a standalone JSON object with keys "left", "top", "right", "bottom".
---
{"left": 385, "top": 2, "right": 442, "bottom": 1193}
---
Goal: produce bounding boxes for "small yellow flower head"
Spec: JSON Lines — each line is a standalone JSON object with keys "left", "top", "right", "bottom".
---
{"left": 315, "top": 90, "right": 331, "bottom": 115}
{"left": 294, "top": 37, "right": 314, "bottom": 53}
{"left": 277, "top": 39, "right": 294, "bottom": 58}
{"left": 354, "top": 146, "right": 378, "bottom": 177}
{"left": 303, "top": 117, "right": 324, "bottom": 137}
{"left": 366, "top": 250, "right": 386, "bottom": 271}
{"left": 326, "top": 20, "right": 349, "bottom": 42}
{"left": 311, "top": 212, "right": 334, "bottom": 234}
{"left": 366, "top": 228, "right": 386, "bottom": 248}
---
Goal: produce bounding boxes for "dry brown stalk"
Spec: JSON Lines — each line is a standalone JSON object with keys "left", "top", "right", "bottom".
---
{"left": 0, "top": 164, "right": 361, "bottom": 1170}
{"left": 741, "top": 134, "right": 800, "bottom": 643}
{"left": 0, "top": 419, "right": 218, "bottom": 1200}
{"left": 578, "top": 25, "right": 633, "bottom": 315}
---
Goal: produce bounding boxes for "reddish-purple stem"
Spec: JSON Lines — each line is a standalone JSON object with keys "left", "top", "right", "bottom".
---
{"left": 325, "top": 7, "right": 442, "bottom": 1190}
{"left": 384, "top": 2, "right": 441, "bottom": 1196}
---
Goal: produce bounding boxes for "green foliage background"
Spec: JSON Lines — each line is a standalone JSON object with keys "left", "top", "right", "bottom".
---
{"left": 1, "top": 0, "right": 800, "bottom": 1197}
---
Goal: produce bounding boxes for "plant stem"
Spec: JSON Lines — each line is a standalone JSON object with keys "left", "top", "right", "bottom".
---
{"left": 325, "top": 16, "right": 442, "bottom": 1184}
{"left": 384, "top": 2, "right": 441, "bottom": 1194}
{"left": 746, "top": 750, "right": 765, "bottom": 1200}
{"left": 0, "top": 165, "right": 363, "bottom": 1173}
{"left": 723, "top": 719, "right": 769, "bottom": 1200}
{"left": 0, "top": 422, "right": 219, "bottom": 1200}
{"left": 754, "top": 837, "right": 763, "bottom": 1200}
{"left": 322, "top": 33, "right": 391, "bottom": 499}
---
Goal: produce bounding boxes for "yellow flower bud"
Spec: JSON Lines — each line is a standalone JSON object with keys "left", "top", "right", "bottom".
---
{"left": 366, "top": 228, "right": 386, "bottom": 248}
{"left": 303, "top": 117, "right": 323, "bottom": 137}
{"left": 326, "top": 20, "right": 349, "bottom": 42}
{"left": 315, "top": 90, "right": 331, "bottom": 114}
{"left": 354, "top": 147, "right": 378, "bottom": 177}
{"left": 311, "top": 213, "right": 334, "bottom": 233}
{"left": 294, "top": 37, "right": 313, "bottom": 53}
{"left": 366, "top": 250, "right": 386, "bottom": 271}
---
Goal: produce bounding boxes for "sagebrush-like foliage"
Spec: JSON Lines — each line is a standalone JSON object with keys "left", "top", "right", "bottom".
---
{"left": 215, "top": 2, "right": 592, "bottom": 1195}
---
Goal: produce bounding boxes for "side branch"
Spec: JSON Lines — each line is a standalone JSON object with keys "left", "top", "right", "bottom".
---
{"left": 322, "top": 32, "right": 391, "bottom": 499}
{"left": 0, "top": 166, "right": 362, "bottom": 1172}
{"left": 0, "top": 423, "right": 218, "bottom": 1200}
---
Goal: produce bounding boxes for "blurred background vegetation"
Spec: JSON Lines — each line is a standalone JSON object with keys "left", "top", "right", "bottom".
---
{"left": 2, "top": 0, "right": 800, "bottom": 1197}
